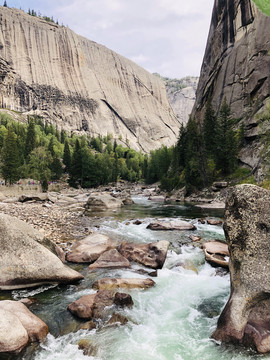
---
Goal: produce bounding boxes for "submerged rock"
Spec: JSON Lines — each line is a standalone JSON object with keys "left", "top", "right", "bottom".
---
{"left": 67, "top": 233, "right": 118, "bottom": 263}
{"left": 88, "top": 249, "right": 130, "bottom": 270}
{"left": 212, "top": 185, "right": 270, "bottom": 353}
{"left": 0, "top": 300, "right": 48, "bottom": 354}
{"left": 147, "top": 220, "right": 196, "bottom": 231}
{"left": 0, "top": 213, "right": 83, "bottom": 290}
{"left": 119, "top": 240, "right": 169, "bottom": 269}
{"left": 93, "top": 277, "right": 155, "bottom": 291}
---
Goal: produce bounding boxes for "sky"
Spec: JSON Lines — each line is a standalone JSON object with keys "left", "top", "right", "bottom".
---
{"left": 3, "top": 0, "right": 214, "bottom": 79}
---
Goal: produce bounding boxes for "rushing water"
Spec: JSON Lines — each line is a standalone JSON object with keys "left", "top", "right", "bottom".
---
{"left": 1, "top": 197, "right": 269, "bottom": 360}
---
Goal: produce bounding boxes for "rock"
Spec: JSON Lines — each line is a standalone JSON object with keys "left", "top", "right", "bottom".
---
{"left": 68, "top": 290, "right": 132, "bottom": 320}
{"left": 198, "top": 218, "right": 205, "bottom": 224}
{"left": 78, "top": 339, "right": 97, "bottom": 357}
{"left": 203, "top": 241, "right": 229, "bottom": 268}
{"left": 88, "top": 249, "right": 130, "bottom": 270}
{"left": 133, "top": 220, "right": 142, "bottom": 225}
{"left": 0, "top": 213, "right": 83, "bottom": 290}
{"left": 147, "top": 220, "right": 196, "bottom": 231}
{"left": 192, "top": 0, "right": 270, "bottom": 180}
{"left": 189, "top": 235, "right": 201, "bottom": 242}
{"left": 213, "top": 181, "right": 228, "bottom": 188}
{"left": 67, "top": 233, "right": 118, "bottom": 263}
{"left": 93, "top": 277, "right": 155, "bottom": 291}
{"left": 78, "top": 321, "right": 96, "bottom": 331}
{"left": 18, "top": 193, "right": 49, "bottom": 203}
{"left": 212, "top": 185, "right": 270, "bottom": 353}
{"left": 0, "top": 300, "right": 48, "bottom": 354}
{"left": 19, "top": 298, "right": 37, "bottom": 307}
{"left": 0, "top": 7, "right": 179, "bottom": 153}
{"left": 122, "top": 197, "right": 134, "bottom": 205}
{"left": 114, "top": 292, "right": 133, "bottom": 307}
{"left": 206, "top": 219, "right": 223, "bottom": 226}
{"left": 119, "top": 240, "right": 169, "bottom": 269}
{"left": 0, "top": 192, "right": 6, "bottom": 202}
{"left": 196, "top": 202, "right": 225, "bottom": 209}
{"left": 106, "top": 313, "right": 128, "bottom": 326}
{"left": 84, "top": 193, "right": 123, "bottom": 212}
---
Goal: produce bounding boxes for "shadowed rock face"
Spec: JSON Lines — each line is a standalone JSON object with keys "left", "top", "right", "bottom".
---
{"left": 192, "top": 0, "right": 270, "bottom": 179}
{"left": 0, "top": 7, "right": 179, "bottom": 152}
{"left": 212, "top": 184, "right": 270, "bottom": 353}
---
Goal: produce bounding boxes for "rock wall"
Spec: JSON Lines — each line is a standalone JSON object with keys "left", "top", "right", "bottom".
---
{"left": 165, "top": 77, "right": 198, "bottom": 125}
{"left": 0, "top": 7, "right": 179, "bottom": 152}
{"left": 192, "top": 0, "right": 270, "bottom": 179}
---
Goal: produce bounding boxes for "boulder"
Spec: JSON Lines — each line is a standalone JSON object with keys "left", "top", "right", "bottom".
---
{"left": 212, "top": 185, "right": 270, "bottom": 353}
{"left": 89, "top": 249, "right": 130, "bottom": 270}
{"left": 18, "top": 193, "right": 49, "bottom": 203}
{"left": 133, "top": 220, "right": 142, "bottom": 225}
{"left": 0, "top": 300, "right": 48, "bottom": 354}
{"left": 203, "top": 241, "right": 229, "bottom": 268}
{"left": 119, "top": 240, "right": 169, "bottom": 269}
{"left": 148, "top": 196, "right": 165, "bottom": 202}
{"left": 207, "top": 219, "right": 223, "bottom": 225}
{"left": 0, "top": 213, "right": 83, "bottom": 290}
{"left": 68, "top": 290, "right": 132, "bottom": 320}
{"left": 67, "top": 233, "right": 118, "bottom": 263}
{"left": 147, "top": 220, "right": 196, "bottom": 231}
{"left": 84, "top": 192, "right": 123, "bottom": 212}
{"left": 114, "top": 292, "right": 133, "bottom": 307}
{"left": 122, "top": 197, "right": 134, "bottom": 205}
{"left": 106, "top": 313, "right": 128, "bottom": 326}
{"left": 93, "top": 277, "right": 155, "bottom": 291}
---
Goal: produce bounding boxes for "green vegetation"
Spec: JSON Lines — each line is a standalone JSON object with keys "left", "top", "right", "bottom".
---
{"left": 252, "top": 0, "right": 270, "bottom": 16}
{"left": 0, "top": 113, "right": 145, "bottom": 190}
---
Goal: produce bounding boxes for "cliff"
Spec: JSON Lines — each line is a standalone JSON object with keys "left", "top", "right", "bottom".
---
{"left": 0, "top": 7, "right": 179, "bottom": 152}
{"left": 192, "top": 0, "right": 270, "bottom": 179}
{"left": 165, "top": 76, "right": 198, "bottom": 125}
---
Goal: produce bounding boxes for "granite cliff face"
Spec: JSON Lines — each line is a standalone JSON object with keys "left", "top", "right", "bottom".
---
{"left": 165, "top": 77, "right": 198, "bottom": 126}
{"left": 0, "top": 7, "right": 179, "bottom": 152}
{"left": 192, "top": 0, "right": 270, "bottom": 179}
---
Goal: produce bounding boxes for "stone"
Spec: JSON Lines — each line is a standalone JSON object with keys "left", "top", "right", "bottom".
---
{"left": 0, "top": 7, "right": 179, "bottom": 153}
{"left": 122, "top": 197, "right": 134, "bottom": 205}
{"left": 192, "top": 0, "right": 270, "bottom": 180}
{"left": 189, "top": 235, "right": 201, "bottom": 242}
{"left": 114, "top": 292, "right": 133, "bottom": 307}
{"left": 18, "top": 193, "right": 49, "bottom": 203}
{"left": 203, "top": 241, "right": 229, "bottom": 268}
{"left": 206, "top": 219, "right": 223, "bottom": 226}
{"left": 0, "top": 300, "right": 48, "bottom": 354}
{"left": 212, "top": 185, "right": 270, "bottom": 353}
{"left": 148, "top": 196, "right": 165, "bottom": 202}
{"left": 93, "top": 277, "right": 155, "bottom": 291}
{"left": 119, "top": 240, "right": 169, "bottom": 269}
{"left": 147, "top": 220, "right": 196, "bottom": 231}
{"left": 78, "top": 339, "right": 97, "bottom": 357}
{"left": 66, "top": 233, "right": 118, "bottom": 263}
{"left": 78, "top": 321, "right": 96, "bottom": 331}
{"left": 106, "top": 313, "right": 128, "bottom": 326}
{"left": 212, "top": 182, "right": 228, "bottom": 189}
{"left": 0, "top": 213, "right": 83, "bottom": 290}
{"left": 88, "top": 249, "right": 130, "bottom": 270}
{"left": 133, "top": 220, "right": 142, "bottom": 225}
{"left": 68, "top": 290, "right": 132, "bottom": 320}
{"left": 84, "top": 193, "right": 123, "bottom": 212}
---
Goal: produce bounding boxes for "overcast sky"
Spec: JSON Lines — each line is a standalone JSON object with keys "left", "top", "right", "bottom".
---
{"left": 4, "top": 0, "right": 214, "bottom": 79}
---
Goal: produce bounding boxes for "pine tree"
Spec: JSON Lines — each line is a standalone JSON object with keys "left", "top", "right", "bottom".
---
{"left": 3, "top": 1, "right": 7, "bottom": 7}
{"left": 1, "top": 128, "right": 20, "bottom": 184}
{"left": 63, "top": 140, "right": 71, "bottom": 172}
{"left": 24, "top": 119, "right": 36, "bottom": 158}
{"left": 215, "top": 99, "right": 238, "bottom": 175}
{"left": 203, "top": 98, "right": 217, "bottom": 156}
{"left": 50, "top": 156, "right": 63, "bottom": 180}
{"left": 69, "top": 139, "right": 82, "bottom": 187}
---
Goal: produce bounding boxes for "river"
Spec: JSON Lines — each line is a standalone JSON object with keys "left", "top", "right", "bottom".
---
{"left": 1, "top": 196, "right": 269, "bottom": 360}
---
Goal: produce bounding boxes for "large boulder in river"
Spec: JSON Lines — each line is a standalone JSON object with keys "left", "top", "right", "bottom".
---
{"left": 203, "top": 241, "right": 229, "bottom": 268}
{"left": 84, "top": 192, "right": 123, "bottom": 212}
{"left": 67, "top": 233, "right": 118, "bottom": 263}
{"left": 0, "top": 213, "right": 83, "bottom": 290}
{"left": 119, "top": 240, "right": 169, "bottom": 269}
{"left": 89, "top": 249, "right": 130, "bottom": 270}
{"left": 0, "top": 300, "right": 48, "bottom": 354}
{"left": 147, "top": 219, "right": 196, "bottom": 231}
{"left": 212, "top": 185, "right": 270, "bottom": 353}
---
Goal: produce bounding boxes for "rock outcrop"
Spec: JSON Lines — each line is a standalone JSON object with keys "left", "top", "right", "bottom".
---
{"left": 84, "top": 193, "right": 123, "bottom": 212}
{"left": 0, "top": 300, "right": 48, "bottom": 354}
{"left": 0, "top": 6, "right": 179, "bottom": 152}
{"left": 192, "top": 0, "right": 270, "bottom": 179}
{"left": 0, "top": 213, "right": 83, "bottom": 289}
{"left": 212, "top": 184, "right": 270, "bottom": 353}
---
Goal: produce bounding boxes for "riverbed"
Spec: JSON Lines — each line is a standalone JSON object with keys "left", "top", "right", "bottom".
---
{"left": 1, "top": 196, "right": 269, "bottom": 360}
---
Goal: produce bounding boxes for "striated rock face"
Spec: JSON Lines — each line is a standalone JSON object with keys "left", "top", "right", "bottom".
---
{"left": 212, "top": 184, "right": 270, "bottom": 353}
{"left": 0, "top": 7, "right": 179, "bottom": 152}
{"left": 192, "top": 0, "right": 270, "bottom": 178}
{"left": 165, "top": 77, "right": 199, "bottom": 125}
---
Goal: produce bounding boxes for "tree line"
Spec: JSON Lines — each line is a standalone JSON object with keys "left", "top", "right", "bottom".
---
{"left": 0, "top": 113, "right": 146, "bottom": 191}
